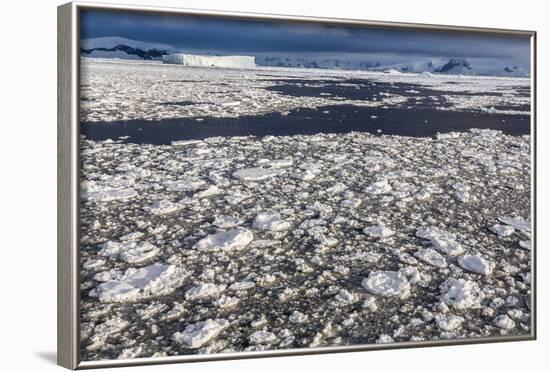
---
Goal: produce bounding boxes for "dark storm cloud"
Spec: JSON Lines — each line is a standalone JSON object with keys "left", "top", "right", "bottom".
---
{"left": 80, "top": 10, "right": 530, "bottom": 60}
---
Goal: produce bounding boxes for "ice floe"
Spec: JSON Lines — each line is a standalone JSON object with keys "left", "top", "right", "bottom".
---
{"left": 440, "top": 278, "right": 483, "bottom": 309}
{"left": 362, "top": 271, "right": 411, "bottom": 299}
{"left": 194, "top": 228, "right": 253, "bottom": 251}
{"left": 457, "top": 254, "right": 495, "bottom": 275}
{"left": 173, "top": 319, "right": 230, "bottom": 348}
{"left": 90, "top": 263, "right": 187, "bottom": 303}
{"left": 252, "top": 211, "right": 291, "bottom": 231}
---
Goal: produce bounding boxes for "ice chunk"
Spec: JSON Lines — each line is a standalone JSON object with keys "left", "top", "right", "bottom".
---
{"left": 87, "top": 316, "right": 129, "bottom": 350}
{"left": 490, "top": 224, "right": 515, "bottom": 237}
{"left": 165, "top": 179, "right": 206, "bottom": 192}
{"left": 289, "top": 311, "right": 308, "bottom": 324}
{"left": 435, "top": 314, "right": 463, "bottom": 331}
{"left": 458, "top": 254, "right": 494, "bottom": 275}
{"left": 90, "top": 263, "right": 187, "bottom": 303}
{"left": 213, "top": 295, "right": 240, "bottom": 309}
{"left": 416, "top": 227, "right": 464, "bottom": 255}
{"left": 249, "top": 330, "right": 278, "bottom": 345}
{"left": 363, "top": 225, "right": 394, "bottom": 238}
{"left": 213, "top": 215, "right": 243, "bottom": 229}
{"left": 171, "top": 139, "right": 203, "bottom": 147}
{"left": 185, "top": 282, "right": 227, "bottom": 301}
{"left": 119, "top": 242, "right": 160, "bottom": 264}
{"left": 362, "top": 271, "right": 411, "bottom": 299}
{"left": 194, "top": 228, "right": 253, "bottom": 251}
{"left": 194, "top": 185, "right": 223, "bottom": 199}
{"left": 414, "top": 248, "right": 447, "bottom": 268}
{"left": 519, "top": 240, "right": 531, "bottom": 250}
{"left": 365, "top": 179, "right": 392, "bottom": 194}
{"left": 253, "top": 211, "right": 291, "bottom": 231}
{"left": 440, "top": 278, "right": 483, "bottom": 309}
{"left": 143, "top": 200, "right": 182, "bottom": 215}
{"left": 232, "top": 167, "right": 284, "bottom": 181}
{"left": 494, "top": 315, "right": 515, "bottom": 330}
{"left": 98, "top": 241, "right": 160, "bottom": 264}
{"left": 172, "top": 319, "right": 230, "bottom": 349}
{"left": 82, "top": 187, "right": 137, "bottom": 202}
{"left": 498, "top": 216, "right": 531, "bottom": 233}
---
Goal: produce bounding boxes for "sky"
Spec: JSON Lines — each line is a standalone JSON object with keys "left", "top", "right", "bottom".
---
{"left": 80, "top": 9, "right": 531, "bottom": 69}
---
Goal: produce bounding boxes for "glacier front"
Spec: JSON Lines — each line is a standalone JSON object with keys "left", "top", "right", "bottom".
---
{"left": 162, "top": 53, "right": 256, "bottom": 69}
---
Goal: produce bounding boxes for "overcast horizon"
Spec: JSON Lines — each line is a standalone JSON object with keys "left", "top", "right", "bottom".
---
{"left": 81, "top": 9, "right": 531, "bottom": 69}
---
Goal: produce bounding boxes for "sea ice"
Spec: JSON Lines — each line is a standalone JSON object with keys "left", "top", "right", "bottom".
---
{"left": 143, "top": 200, "right": 182, "bottom": 215}
{"left": 498, "top": 216, "right": 531, "bottom": 233}
{"left": 232, "top": 167, "right": 285, "bottom": 181}
{"left": 362, "top": 271, "right": 411, "bottom": 299}
{"left": 414, "top": 248, "right": 447, "bottom": 268}
{"left": 185, "top": 282, "right": 227, "bottom": 301}
{"left": 364, "top": 179, "right": 392, "bottom": 194}
{"left": 490, "top": 224, "right": 515, "bottom": 237}
{"left": 416, "top": 227, "right": 464, "bottom": 255}
{"left": 90, "top": 263, "right": 187, "bottom": 303}
{"left": 435, "top": 314, "right": 463, "bottom": 331}
{"left": 363, "top": 225, "right": 394, "bottom": 238}
{"left": 172, "top": 319, "right": 230, "bottom": 348}
{"left": 440, "top": 278, "right": 483, "bottom": 309}
{"left": 249, "top": 330, "right": 278, "bottom": 345}
{"left": 194, "top": 228, "right": 254, "bottom": 251}
{"left": 253, "top": 211, "right": 291, "bottom": 231}
{"left": 493, "top": 315, "right": 515, "bottom": 330}
{"left": 457, "top": 254, "right": 494, "bottom": 275}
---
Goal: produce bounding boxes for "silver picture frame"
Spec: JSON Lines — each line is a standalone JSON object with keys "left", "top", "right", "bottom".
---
{"left": 58, "top": 1, "right": 537, "bottom": 369}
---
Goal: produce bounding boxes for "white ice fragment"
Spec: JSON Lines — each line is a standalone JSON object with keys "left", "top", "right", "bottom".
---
{"left": 494, "top": 315, "right": 515, "bottom": 330}
{"left": 91, "top": 263, "right": 187, "bottom": 303}
{"left": 171, "top": 139, "right": 203, "bottom": 147}
{"left": 490, "top": 224, "right": 515, "bottom": 237}
{"left": 362, "top": 271, "right": 411, "bottom": 299}
{"left": 289, "top": 311, "right": 308, "bottom": 324}
{"left": 377, "top": 334, "right": 394, "bottom": 343}
{"left": 185, "top": 282, "right": 227, "bottom": 301}
{"left": 143, "top": 200, "right": 181, "bottom": 215}
{"left": 440, "top": 278, "right": 483, "bottom": 309}
{"left": 253, "top": 211, "right": 291, "bottom": 231}
{"left": 249, "top": 330, "right": 278, "bottom": 345}
{"left": 232, "top": 167, "right": 284, "bottom": 181}
{"left": 119, "top": 242, "right": 160, "bottom": 264}
{"left": 416, "top": 227, "right": 464, "bottom": 255}
{"left": 194, "top": 185, "right": 223, "bottom": 199}
{"left": 165, "top": 179, "right": 206, "bottom": 192}
{"left": 363, "top": 225, "right": 394, "bottom": 238}
{"left": 435, "top": 314, "right": 463, "bottom": 331}
{"left": 82, "top": 187, "right": 137, "bottom": 202}
{"left": 457, "top": 254, "right": 494, "bottom": 275}
{"left": 498, "top": 216, "right": 531, "bottom": 233}
{"left": 172, "top": 319, "right": 230, "bottom": 349}
{"left": 213, "top": 215, "right": 243, "bottom": 229}
{"left": 213, "top": 295, "right": 240, "bottom": 309}
{"left": 414, "top": 248, "right": 447, "bottom": 268}
{"left": 519, "top": 240, "right": 531, "bottom": 250}
{"left": 340, "top": 198, "right": 362, "bottom": 208}
{"left": 229, "top": 281, "right": 255, "bottom": 291}
{"left": 194, "top": 228, "right": 253, "bottom": 251}
{"left": 365, "top": 179, "right": 392, "bottom": 195}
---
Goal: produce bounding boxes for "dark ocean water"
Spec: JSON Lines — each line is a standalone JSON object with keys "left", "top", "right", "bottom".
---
{"left": 81, "top": 78, "right": 530, "bottom": 145}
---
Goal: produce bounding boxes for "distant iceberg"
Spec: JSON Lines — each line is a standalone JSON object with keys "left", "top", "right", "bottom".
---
{"left": 162, "top": 53, "right": 256, "bottom": 69}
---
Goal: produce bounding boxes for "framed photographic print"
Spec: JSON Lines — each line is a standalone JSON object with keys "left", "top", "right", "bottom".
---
{"left": 57, "top": 1, "right": 536, "bottom": 369}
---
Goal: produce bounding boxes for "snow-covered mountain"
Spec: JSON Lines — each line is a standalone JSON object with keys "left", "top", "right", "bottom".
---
{"left": 81, "top": 37, "right": 179, "bottom": 60}
{"left": 80, "top": 37, "right": 530, "bottom": 77}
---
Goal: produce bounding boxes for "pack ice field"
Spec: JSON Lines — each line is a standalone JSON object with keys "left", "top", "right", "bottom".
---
{"left": 79, "top": 58, "right": 532, "bottom": 361}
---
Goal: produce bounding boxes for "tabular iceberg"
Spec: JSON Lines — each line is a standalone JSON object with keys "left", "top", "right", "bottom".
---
{"left": 162, "top": 53, "right": 256, "bottom": 69}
